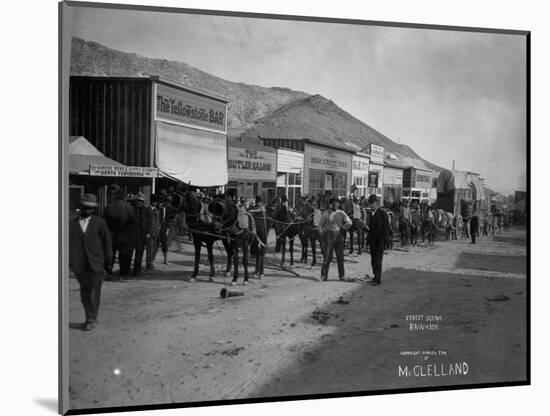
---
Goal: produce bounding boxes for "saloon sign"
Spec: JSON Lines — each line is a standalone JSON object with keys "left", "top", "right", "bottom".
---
{"left": 227, "top": 147, "right": 276, "bottom": 181}
{"left": 156, "top": 83, "right": 227, "bottom": 133}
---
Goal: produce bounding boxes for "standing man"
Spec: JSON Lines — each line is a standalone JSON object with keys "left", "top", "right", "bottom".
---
{"left": 104, "top": 189, "right": 135, "bottom": 279}
{"left": 319, "top": 196, "right": 352, "bottom": 281}
{"left": 366, "top": 194, "right": 390, "bottom": 286}
{"left": 165, "top": 195, "right": 182, "bottom": 253}
{"left": 146, "top": 194, "right": 161, "bottom": 271}
{"left": 69, "top": 194, "right": 112, "bottom": 331}
{"left": 130, "top": 192, "right": 152, "bottom": 277}
{"left": 157, "top": 195, "right": 170, "bottom": 264}
{"left": 470, "top": 210, "right": 480, "bottom": 244}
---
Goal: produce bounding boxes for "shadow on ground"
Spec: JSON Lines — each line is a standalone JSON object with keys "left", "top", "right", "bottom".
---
{"left": 455, "top": 252, "right": 526, "bottom": 274}
{"left": 249, "top": 267, "right": 527, "bottom": 399}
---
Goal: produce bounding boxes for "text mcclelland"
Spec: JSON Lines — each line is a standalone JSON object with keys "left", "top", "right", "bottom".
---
{"left": 398, "top": 362, "right": 469, "bottom": 377}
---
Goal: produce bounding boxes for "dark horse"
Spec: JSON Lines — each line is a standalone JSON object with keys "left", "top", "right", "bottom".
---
{"left": 398, "top": 215, "right": 411, "bottom": 247}
{"left": 342, "top": 198, "right": 365, "bottom": 255}
{"left": 248, "top": 205, "right": 271, "bottom": 278}
{"left": 209, "top": 198, "right": 255, "bottom": 285}
{"left": 295, "top": 197, "right": 323, "bottom": 266}
{"left": 410, "top": 208, "right": 421, "bottom": 246}
{"left": 272, "top": 199, "right": 301, "bottom": 267}
{"left": 180, "top": 190, "right": 228, "bottom": 282}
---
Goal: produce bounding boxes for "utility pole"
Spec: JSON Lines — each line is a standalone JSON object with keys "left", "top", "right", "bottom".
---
{"left": 452, "top": 160, "right": 455, "bottom": 170}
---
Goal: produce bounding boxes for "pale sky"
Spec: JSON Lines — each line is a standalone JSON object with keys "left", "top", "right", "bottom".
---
{"left": 71, "top": 6, "right": 527, "bottom": 194}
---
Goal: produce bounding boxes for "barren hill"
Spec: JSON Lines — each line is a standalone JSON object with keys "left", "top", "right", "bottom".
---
{"left": 243, "top": 95, "right": 442, "bottom": 171}
{"left": 70, "top": 37, "right": 310, "bottom": 130}
{"left": 70, "top": 37, "right": 442, "bottom": 171}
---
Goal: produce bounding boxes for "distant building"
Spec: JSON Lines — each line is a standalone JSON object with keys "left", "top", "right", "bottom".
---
{"left": 226, "top": 136, "right": 277, "bottom": 203}
{"left": 262, "top": 137, "right": 355, "bottom": 205}
{"left": 363, "top": 143, "right": 384, "bottom": 205}
{"left": 402, "top": 166, "right": 434, "bottom": 204}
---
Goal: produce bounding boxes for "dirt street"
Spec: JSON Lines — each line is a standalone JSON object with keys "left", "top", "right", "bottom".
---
{"left": 68, "top": 229, "right": 527, "bottom": 410}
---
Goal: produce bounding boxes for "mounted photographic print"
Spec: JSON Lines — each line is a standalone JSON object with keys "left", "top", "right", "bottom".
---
{"left": 59, "top": 1, "right": 530, "bottom": 414}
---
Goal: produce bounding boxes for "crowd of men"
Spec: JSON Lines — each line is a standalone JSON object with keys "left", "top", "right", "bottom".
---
{"left": 68, "top": 185, "right": 393, "bottom": 330}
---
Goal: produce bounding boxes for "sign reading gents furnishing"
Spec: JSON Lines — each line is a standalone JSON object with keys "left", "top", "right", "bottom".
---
{"left": 228, "top": 147, "right": 276, "bottom": 181}
{"left": 90, "top": 165, "right": 160, "bottom": 178}
{"left": 156, "top": 83, "right": 226, "bottom": 133}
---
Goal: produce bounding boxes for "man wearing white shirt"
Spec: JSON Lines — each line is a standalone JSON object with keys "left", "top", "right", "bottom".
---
{"left": 319, "top": 196, "right": 352, "bottom": 281}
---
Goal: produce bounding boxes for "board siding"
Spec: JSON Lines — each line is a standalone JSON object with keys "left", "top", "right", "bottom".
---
{"left": 69, "top": 77, "right": 153, "bottom": 167}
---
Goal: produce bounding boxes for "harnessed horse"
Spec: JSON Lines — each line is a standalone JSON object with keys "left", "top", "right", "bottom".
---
{"left": 272, "top": 199, "right": 301, "bottom": 267}
{"left": 342, "top": 198, "right": 365, "bottom": 255}
{"left": 248, "top": 205, "right": 271, "bottom": 278}
{"left": 209, "top": 198, "right": 255, "bottom": 285}
{"left": 180, "top": 190, "right": 228, "bottom": 282}
{"left": 294, "top": 197, "right": 323, "bottom": 266}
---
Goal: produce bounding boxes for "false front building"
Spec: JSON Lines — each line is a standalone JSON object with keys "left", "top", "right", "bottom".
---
{"left": 68, "top": 75, "right": 229, "bottom": 205}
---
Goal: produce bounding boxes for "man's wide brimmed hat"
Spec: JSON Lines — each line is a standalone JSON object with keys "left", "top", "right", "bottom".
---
{"left": 367, "top": 194, "right": 378, "bottom": 204}
{"left": 135, "top": 192, "right": 146, "bottom": 202}
{"left": 80, "top": 193, "right": 98, "bottom": 208}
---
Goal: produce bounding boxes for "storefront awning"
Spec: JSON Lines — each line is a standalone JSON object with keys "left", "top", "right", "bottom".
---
{"left": 69, "top": 136, "right": 124, "bottom": 174}
{"left": 155, "top": 122, "right": 228, "bottom": 186}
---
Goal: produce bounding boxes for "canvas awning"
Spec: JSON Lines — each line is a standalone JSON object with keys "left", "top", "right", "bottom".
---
{"left": 69, "top": 136, "right": 124, "bottom": 174}
{"left": 155, "top": 122, "right": 228, "bottom": 186}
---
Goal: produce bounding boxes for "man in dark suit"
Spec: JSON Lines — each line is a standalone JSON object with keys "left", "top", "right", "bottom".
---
{"left": 366, "top": 194, "right": 390, "bottom": 286}
{"left": 470, "top": 211, "right": 480, "bottom": 244}
{"left": 130, "top": 192, "right": 153, "bottom": 277}
{"left": 104, "top": 189, "right": 135, "bottom": 278}
{"left": 69, "top": 194, "right": 113, "bottom": 331}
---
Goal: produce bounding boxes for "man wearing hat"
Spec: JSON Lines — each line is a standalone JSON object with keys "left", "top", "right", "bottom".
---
{"left": 366, "top": 194, "right": 390, "bottom": 286}
{"left": 130, "top": 192, "right": 153, "bottom": 277}
{"left": 319, "top": 195, "right": 352, "bottom": 281}
{"left": 104, "top": 188, "right": 135, "bottom": 279}
{"left": 146, "top": 194, "right": 162, "bottom": 270}
{"left": 69, "top": 194, "right": 113, "bottom": 330}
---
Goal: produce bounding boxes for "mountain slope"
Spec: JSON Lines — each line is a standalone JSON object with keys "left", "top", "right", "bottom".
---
{"left": 242, "top": 95, "right": 443, "bottom": 171}
{"left": 70, "top": 37, "right": 442, "bottom": 172}
{"left": 70, "top": 37, "right": 310, "bottom": 129}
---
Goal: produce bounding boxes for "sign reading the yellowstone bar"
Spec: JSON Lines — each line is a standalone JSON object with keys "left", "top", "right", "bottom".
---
{"left": 227, "top": 146, "right": 276, "bottom": 181}
{"left": 90, "top": 165, "right": 160, "bottom": 178}
{"left": 156, "top": 83, "right": 227, "bottom": 133}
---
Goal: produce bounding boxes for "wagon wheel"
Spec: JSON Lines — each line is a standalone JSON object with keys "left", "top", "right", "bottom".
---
{"left": 455, "top": 215, "right": 463, "bottom": 239}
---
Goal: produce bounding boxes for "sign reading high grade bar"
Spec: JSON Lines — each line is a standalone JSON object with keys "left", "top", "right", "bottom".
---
{"left": 156, "top": 83, "right": 227, "bottom": 133}
{"left": 227, "top": 146, "right": 276, "bottom": 181}
{"left": 90, "top": 165, "right": 159, "bottom": 178}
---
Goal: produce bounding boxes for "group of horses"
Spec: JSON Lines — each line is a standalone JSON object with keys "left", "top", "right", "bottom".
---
{"left": 176, "top": 187, "right": 469, "bottom": 285}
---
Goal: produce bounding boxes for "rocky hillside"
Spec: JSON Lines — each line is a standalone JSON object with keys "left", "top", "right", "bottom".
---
{"left": 70, "top": 37, "right": 310, "bottom": 130}
{"left": 71, "top": 37, "right": 441, "bottom": 171}
{"left": 242, "top": 95, "right": 442, "bottom": 171}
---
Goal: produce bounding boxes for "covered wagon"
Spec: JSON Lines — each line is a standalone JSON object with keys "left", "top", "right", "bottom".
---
{"left": 436, "top": 169, "right": 485, "bottom": 239}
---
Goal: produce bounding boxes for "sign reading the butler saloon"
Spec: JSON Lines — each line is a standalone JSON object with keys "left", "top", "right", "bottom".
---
{"left": 156, "top": 83, "right": 227, "bottom": 133}
{"left": 90, "top": 165, "right": 159, "bottom": 178}
{"left": 227, "top": 146, "right": 276, "bottom": 181}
